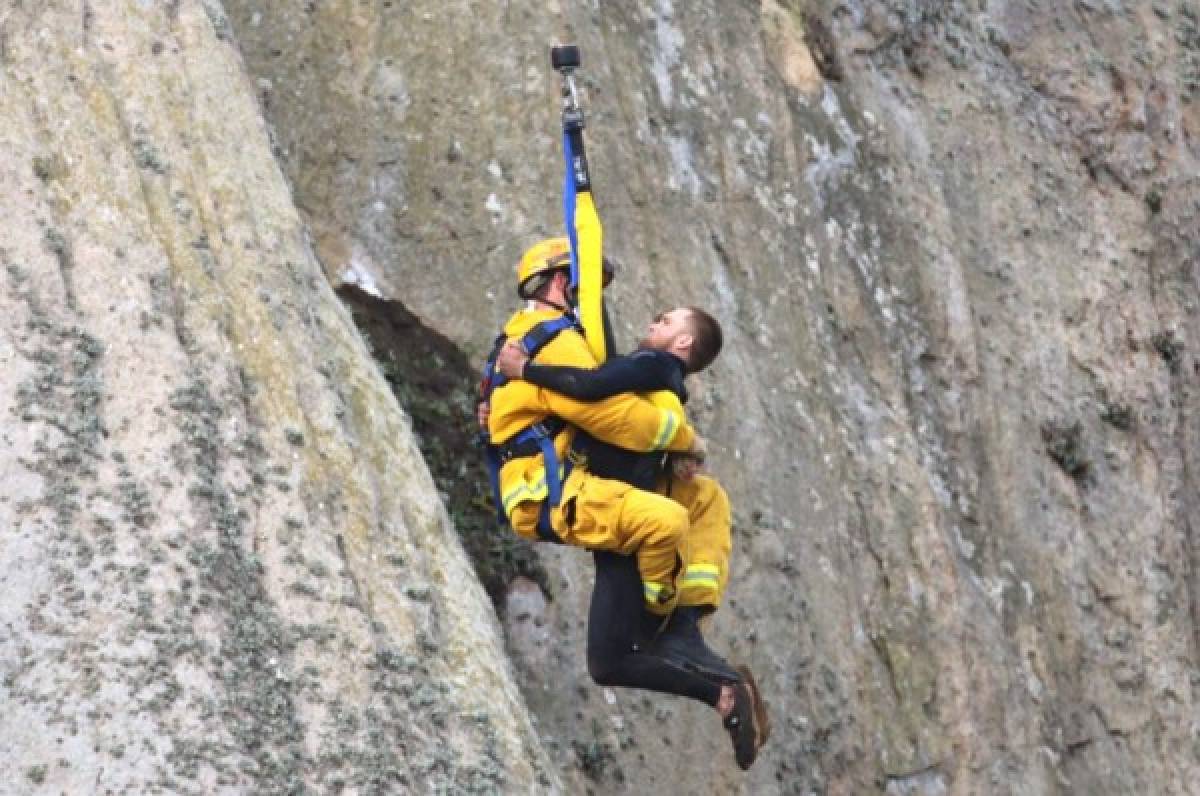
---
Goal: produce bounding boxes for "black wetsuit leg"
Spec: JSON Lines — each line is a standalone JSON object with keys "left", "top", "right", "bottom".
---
{"left": 586, "top": 551, "right": 722, "bottom": 706}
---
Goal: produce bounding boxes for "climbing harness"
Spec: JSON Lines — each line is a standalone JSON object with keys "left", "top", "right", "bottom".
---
{"left": 478, "top": 315, "right": 581, "bottom": 542}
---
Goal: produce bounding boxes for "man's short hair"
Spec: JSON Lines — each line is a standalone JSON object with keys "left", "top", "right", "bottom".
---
{"left": 684, "top": 306, "right": 723, "bottom": 373}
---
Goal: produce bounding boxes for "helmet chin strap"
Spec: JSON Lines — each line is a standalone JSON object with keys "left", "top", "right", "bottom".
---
{"left": 543, "top": 296, "right": 571, "bottom": 313}
{"left": 539, "top": 270, "right": 574, "bottom": 314}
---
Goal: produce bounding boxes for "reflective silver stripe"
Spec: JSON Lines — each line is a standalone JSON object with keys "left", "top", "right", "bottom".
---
{"left": 502, "top": 473, "right": 548, "bottom": 516}
{"left": 501, "top": 464, "right": 567, "bottom": 516}
{"left": 652, "top": 409, "right": 678, "bottom": 451}
{"left": 643, "top": 581, "right": 668, "bottom": 602}
{"left": 682, "top": 570, "right": 720, "bottom": 585}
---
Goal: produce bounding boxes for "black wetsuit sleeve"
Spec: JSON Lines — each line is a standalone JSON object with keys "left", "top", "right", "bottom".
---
{"left": 523, "top": 351, "right": 669, "bottom": 400}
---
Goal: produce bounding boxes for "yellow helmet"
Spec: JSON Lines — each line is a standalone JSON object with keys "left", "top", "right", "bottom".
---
{"left": 516, "top": 237, "right": 573, "bottom": 299}
{"left": 515, "top": 237, "right": 617, "bottom": 300}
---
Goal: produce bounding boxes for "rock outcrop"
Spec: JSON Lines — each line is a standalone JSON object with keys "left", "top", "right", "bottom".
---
{"left": 224, "top": 1, "right": 1200, "bottom": 793}
{"left": 0, "top": 3, "right": 552, "bottom": 793}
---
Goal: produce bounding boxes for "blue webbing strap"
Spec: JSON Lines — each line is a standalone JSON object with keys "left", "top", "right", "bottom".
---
{"left": 519, "top": 314, "right": 578, "bottom": 356}
{"left": 511, "top": 425, "right": 564, "bottom": 508}
{"left": 478, "top": 341, "right": 509, "bottom": 526}
{"left": 562, "top": 131, "right": 580, "bottom": 294}
{"left": 482, "top": 443, "right": 507, "bottom": 526}
{"left": 534, "top": 435, "right": 567, "bottom": 543}
{"left": 535, "top": 453, "right": 573, "bottom": 543}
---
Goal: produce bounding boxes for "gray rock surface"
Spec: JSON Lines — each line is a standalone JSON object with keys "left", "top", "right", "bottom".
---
{"left": 225, "top": 1, "right": 1200, "bottom": 793}
{"left": 0, "top": 3, "right": 553, "bottom": 793}
{"left": 3, "top": 0, "right": 1199, "bottom": 794}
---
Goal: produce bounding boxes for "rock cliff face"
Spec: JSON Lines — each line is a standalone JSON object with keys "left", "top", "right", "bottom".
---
{"left": 0, "top": 3, "right": 552, "bottom": 793}
{"left": 4, "top": 0, "right": 1200, "bottom": 794}
{"left": 225, "top": 0, "right": 1200, "bottom": 793}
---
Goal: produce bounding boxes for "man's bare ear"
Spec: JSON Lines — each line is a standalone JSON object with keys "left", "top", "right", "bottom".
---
{"left": 675, "top": 330, "right": 695, "bottom": 354}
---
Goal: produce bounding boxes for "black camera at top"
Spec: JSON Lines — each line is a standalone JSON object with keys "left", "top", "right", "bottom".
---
{"left": 551, "top": 45, "right": 581, "bottom": 71}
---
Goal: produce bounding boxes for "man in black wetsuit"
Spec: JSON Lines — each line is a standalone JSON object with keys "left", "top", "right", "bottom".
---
{"left": 494, "top": 305, "right": 770, "bottom": 769}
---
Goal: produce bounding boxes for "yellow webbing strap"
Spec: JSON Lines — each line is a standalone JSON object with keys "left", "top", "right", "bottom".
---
{"left": 573, "top": 191, "right": 606, "bottom": 363}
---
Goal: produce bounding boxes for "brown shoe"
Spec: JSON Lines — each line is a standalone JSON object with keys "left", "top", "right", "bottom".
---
{"left": 723, "top": 665, "right": 769, "bottom": 770}
{"left": 739, "top": 665, "right": 771, "bottom": 746}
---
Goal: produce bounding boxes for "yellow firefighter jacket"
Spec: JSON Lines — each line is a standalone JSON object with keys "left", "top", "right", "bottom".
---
{"left": 488, "top": 307, "right": 696, "bottom": 536}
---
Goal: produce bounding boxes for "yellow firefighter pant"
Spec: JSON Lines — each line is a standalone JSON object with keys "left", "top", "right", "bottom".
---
{"left": 510, "top": 468, "right": 687, "bottom": 614}
{"left": 660, "top": 474, "right": 732, "bottom": 610}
